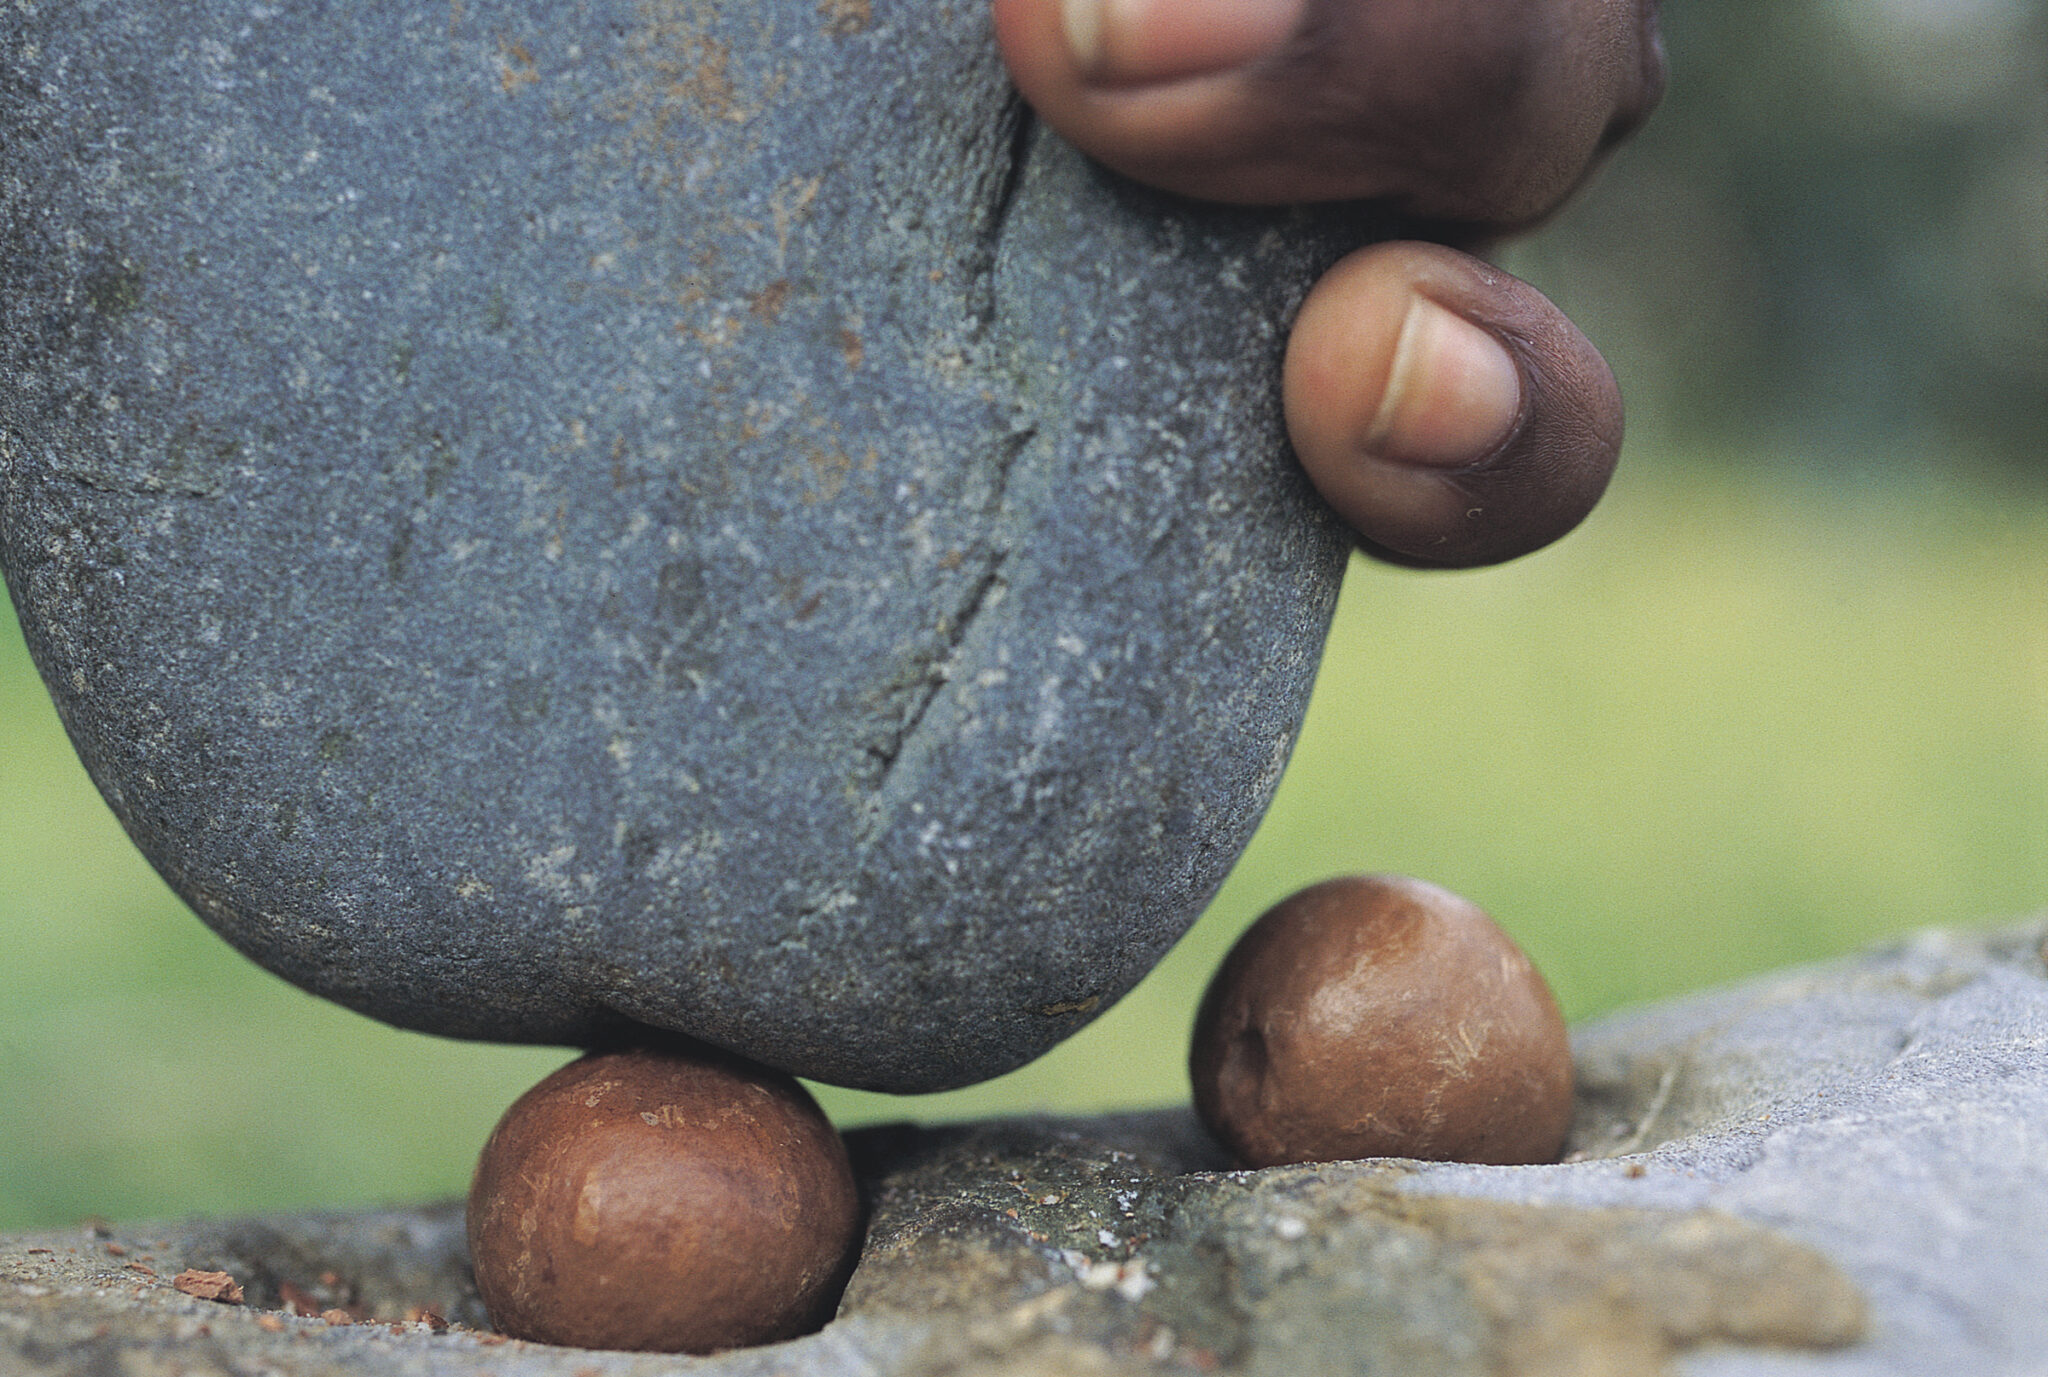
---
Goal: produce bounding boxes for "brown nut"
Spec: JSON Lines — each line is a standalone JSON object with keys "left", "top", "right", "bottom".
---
{"left": 1191, "top": 874, "right": 1573, "bottom": 1168}
{"left": 466, "top": 1043, "right": 861, "bottom": 1353}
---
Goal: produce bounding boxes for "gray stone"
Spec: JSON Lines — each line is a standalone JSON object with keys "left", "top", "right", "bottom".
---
{"left": 8, "top": 920, "right": 2048, "bottom": 1376}
{"left": 0, "top": 2, "right": 1372, "bottom": 1089}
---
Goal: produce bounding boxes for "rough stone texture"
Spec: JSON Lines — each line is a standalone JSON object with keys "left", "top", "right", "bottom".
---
{"left": 9, "top": 921, "right": 2048, "bottom": 1376}
{"left": 0, "top": 2, "right": 1367, "bottom": 1091}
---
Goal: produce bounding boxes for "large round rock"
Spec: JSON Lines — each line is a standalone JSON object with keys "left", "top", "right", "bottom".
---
{"left": 0, "top": 1, "right": 1362, "bottom": 1090}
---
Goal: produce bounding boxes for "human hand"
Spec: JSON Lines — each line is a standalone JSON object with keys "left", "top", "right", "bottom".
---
{"left": 993, "top": 0, "right": 1666, "bottom": 567}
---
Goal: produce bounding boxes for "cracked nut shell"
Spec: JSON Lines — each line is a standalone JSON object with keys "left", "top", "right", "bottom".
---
{"left": 1191, "top": 874, "right": 1573, "bottom": 1168}
{"left": 467, "top": 1043, "right": 861, "bottom": 1353}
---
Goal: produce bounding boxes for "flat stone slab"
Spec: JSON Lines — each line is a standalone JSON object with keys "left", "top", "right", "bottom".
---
{"left": 0, "top": 0, "right": 1365, "bottom": 1092}
{"left": 8, "top": 919, "right": 2045, "bottom": 1376}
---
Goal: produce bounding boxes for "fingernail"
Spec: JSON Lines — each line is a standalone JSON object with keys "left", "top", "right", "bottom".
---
{"left": 1365, "top": 297, "right": 1523, "bottom": 469}
{"left": 1064, "top": 0, "right": 1305, "bottom": 85}
{"left": 1062, "top": 0, "right": 1107, "bottom": 71}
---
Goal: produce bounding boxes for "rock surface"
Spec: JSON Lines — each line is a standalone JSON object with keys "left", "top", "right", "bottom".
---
{"left": 8, "top": 921, "right": 2047, "bottom": 1376}
{"left": 0, "top": 1, "right": 1366, "bottom": 1091}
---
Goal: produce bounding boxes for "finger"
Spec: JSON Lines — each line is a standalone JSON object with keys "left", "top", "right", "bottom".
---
{"left": 993, "top": 0, "right": 1667, "bottom": 228}
{"left": 1283, "top": 241, "right": 1621, "bottom": 568}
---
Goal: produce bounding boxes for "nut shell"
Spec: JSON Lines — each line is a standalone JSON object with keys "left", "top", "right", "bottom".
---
{"left": 467, "top": 1044, "right": 861, "bottom": 1353}
{"left": 1191, "top": 874, "right": 1573, "bottom": 1168}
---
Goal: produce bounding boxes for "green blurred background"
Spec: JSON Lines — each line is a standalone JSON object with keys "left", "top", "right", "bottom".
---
{"left": 3, "top": 0, "right": 2044, "bottom": 1229}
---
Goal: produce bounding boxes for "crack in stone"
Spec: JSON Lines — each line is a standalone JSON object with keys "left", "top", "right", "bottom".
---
{"left": 860, "top": 421, "right": 1037, "bottom": 800}
{"left": 5, "top": 435, "right": 225, "bottom": 501}
{"left": 833, "top": 72, "right": 1037, "bottom": 850}
{"left": 835, "top": 414, "right": 1038, "bottom": 881}
{"left": 871, "top": 559, "right": 1005, "bottom": 775}
{"left": 963, "top": 93, "right": 1035, "bottom": 342}
{"left": 46, "top": 466, "right": 223, "bottom": 500}
{"left": 848, "top": 84, "right": 1038, "bottom": 802}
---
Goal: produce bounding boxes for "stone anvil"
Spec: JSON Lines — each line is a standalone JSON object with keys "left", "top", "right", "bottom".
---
{"left": 14, "top": 924, "right": 2048, "bottom": 1375}
{"left": 0, "top": 1, "right": 1383, "bottom": 1089}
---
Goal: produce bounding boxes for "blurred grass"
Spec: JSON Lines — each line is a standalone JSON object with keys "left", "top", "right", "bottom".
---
{"left": 3, "top": 448, "right": 2045, "bottom": 1229}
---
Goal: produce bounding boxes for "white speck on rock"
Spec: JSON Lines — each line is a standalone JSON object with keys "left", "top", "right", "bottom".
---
{"left": 1065, "top": 1253, "right": 1155, "bottom": 1301}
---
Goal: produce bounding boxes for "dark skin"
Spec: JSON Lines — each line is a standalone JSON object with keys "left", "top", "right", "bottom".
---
{"left": 993, "top": 0, "right": 1667, "bottom": 568}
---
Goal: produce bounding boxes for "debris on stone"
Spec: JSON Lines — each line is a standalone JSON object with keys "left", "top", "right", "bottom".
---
{"left": 171, "top": 1271, "right": 243, "bottom": 1304}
